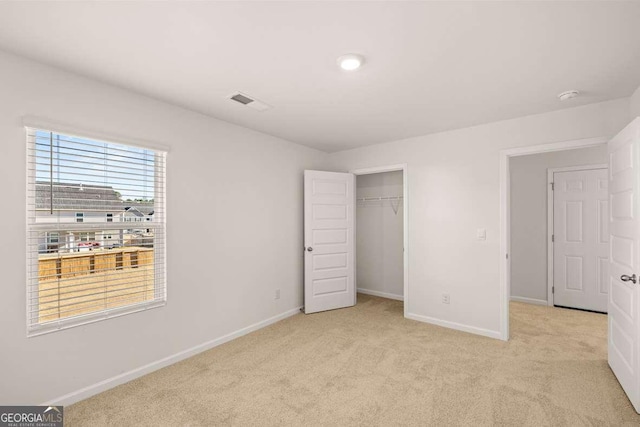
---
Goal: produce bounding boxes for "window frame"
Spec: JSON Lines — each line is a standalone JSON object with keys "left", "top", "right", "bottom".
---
{"left": 25, "top": 124, "right": 168, "bottom": 337}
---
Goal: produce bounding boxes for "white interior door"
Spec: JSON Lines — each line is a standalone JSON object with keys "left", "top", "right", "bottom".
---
{"left": 304, "top": 170, "right": 355, "bottom": 314}
{"left": 553, "top": 167, "right": 609, "bottom": 312}
{"left": 609, "top": 117, "right": 640, "bottom": 413}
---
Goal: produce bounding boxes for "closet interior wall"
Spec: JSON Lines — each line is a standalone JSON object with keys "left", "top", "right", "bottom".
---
{"left": 356, "top": 171, "right": 404, "bottom": 300}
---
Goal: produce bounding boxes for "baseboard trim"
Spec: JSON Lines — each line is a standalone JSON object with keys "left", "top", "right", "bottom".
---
{"left": 406, "top": 312, "right": 502, "bottom": 340}
{"left": 357, "top": 288, "right": 404, "bottom": 301}
{"left": 41, "top": 306, "right": 303, "bottom": 407}
{"left": 510, "top": 296, "right": 548, "bottom": 306}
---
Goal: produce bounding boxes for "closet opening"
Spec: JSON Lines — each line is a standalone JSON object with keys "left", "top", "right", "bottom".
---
{"left": 353, "top": 165, "right": 407, "bottom": 315}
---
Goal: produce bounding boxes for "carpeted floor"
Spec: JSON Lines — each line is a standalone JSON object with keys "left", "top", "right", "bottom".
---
{"left": 66, "top": 295, "right": 640, "bottom": 426}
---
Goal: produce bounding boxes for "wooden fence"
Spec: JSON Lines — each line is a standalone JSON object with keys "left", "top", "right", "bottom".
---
{"left": 39, "top": 247, "right": 154, "bottom": 281}
{"left": 37, "top": 247, "right": 155, "bottom": 323}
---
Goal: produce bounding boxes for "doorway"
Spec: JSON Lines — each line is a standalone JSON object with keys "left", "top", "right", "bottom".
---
{"left": 355, "top": 170, "right": 404, "bottom": 307}
{"left": 353, "top": 165, "right": 408, "bottom": 317}
{"left": 499, "top": 137, "right": 609, "bottom": 340}
{"left": 509, "top": 148, "right": 608, "bottom": 314}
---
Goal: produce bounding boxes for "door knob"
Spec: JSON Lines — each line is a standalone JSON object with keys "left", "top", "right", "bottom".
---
{"left": 621, "top": 274, "right": 637, "bottom": 284}
{"left": 307, "top": 247, "right": 313, "bottom": 252}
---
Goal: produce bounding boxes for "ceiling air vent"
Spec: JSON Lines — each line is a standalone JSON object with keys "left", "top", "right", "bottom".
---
{"left": 228, "top": 92, "right": 272, "bottom": 112}
{"left": 230, "top": 93, "right": 254, "bottom": 105}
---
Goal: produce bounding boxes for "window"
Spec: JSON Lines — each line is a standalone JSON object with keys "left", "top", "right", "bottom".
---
{"left": 42, "top": 232, "right": 60, "bottom": 255}
{"left": 77, "top": 232, "right": 96, "bottom": 242}
{"left": 27, "top": 128, "right": 167, "bottom": 336}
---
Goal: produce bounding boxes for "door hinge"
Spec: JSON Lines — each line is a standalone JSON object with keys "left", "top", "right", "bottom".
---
{"left": 552, "top": 286, "right": 555, "bottom": 294}
{"left": 506, "top": 253, "right": 509, "bottom": 259}
{"left": 551, "top": 182, "right": 554, "bottom": 191}
{"left": 551, "top": 234, "right": 554, "bottom": 243}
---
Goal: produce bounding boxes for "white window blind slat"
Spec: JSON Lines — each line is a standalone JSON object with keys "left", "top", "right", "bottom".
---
{"left": 26, "top": 128, "right": 167, "bottom": 336}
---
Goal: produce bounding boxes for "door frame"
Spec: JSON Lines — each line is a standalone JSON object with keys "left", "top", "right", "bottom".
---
{"left": 546, "top": 164, "right": 608, "bottom": 307}
{"left": 350, "top": 164, "right": 409, "bottom": 318}
{"left": 499, "top": 137, "right": 608, "bottom": 341}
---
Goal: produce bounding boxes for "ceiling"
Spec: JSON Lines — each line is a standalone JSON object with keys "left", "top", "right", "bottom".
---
{"left": 0, "top": 2, "right": 639, "bottom": 153}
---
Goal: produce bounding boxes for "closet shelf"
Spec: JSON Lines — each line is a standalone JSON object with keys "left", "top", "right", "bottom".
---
{"left": 356, "top": 196, "right": 403, "bottom": 202}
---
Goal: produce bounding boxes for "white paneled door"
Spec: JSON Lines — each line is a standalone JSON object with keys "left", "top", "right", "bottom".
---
{"left": 553, "top": 167, "right": 609, "bottom": 313}
{"left": 608, "top": 118, "right": 640, "bottom": 413}
{"left": 304, "top": 170, "right": 356, "bottom": 314}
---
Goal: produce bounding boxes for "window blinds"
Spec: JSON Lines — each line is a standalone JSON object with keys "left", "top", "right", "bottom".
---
{"left": 26, "top": 128, "right": 166, "bottom": 336}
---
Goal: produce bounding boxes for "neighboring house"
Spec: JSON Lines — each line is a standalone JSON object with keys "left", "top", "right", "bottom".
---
{"left": 122, "top": 205, "right": 154, "bottom": 222}
{"left": 35, "top": 182, "right": 153, "bottom": 253}
{"left": 122, "top": 205, "right": 154, "bottom": 247}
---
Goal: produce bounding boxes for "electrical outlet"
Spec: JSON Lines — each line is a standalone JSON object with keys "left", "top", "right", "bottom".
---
{"left": 275, "top": 289, "right": 281, "bottom": 300}
{"left": 442, "top": 293, "right": 450, "bottom": 304}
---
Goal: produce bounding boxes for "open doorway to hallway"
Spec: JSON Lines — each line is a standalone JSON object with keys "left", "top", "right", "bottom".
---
{"left": 509, "top": 146, "right": 608, "bottom": 313}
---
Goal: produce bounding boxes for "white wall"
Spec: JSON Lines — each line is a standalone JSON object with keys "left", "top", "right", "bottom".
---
{"left": 509, "top": 146, "right": 608, "bottom": 304}
{"left": 631, "top": 84, "right": 640, "bottom": 119}
{"left": 0, "top": 50, "right": 327, "bottom": 405}
{"left": 356, "top": 171, "right": 404, "bottom": 299}
{"left": 328, "top": 98, "right": 630, "bottom": 338}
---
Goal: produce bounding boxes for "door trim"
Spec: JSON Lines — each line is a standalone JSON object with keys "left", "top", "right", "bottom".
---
{"left": 546, "top": 164, "right": 608, "bottom": 307}
{"left": 350, "top": 164, "right": 408, "bottom": 318}
{"left": 499, "top": 137, "right": 608, "bottom": 341}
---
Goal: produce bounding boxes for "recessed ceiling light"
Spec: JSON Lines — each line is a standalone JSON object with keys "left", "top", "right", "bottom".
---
{"left": 337, "top": 54, "right": 364, "bottom": 71}
{"left": 557, "top": 90, "right": 579, "bottom": 101}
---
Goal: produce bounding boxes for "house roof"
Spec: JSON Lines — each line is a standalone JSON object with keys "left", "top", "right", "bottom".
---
{"left": 124, "top": 206, "right": 154, "bottom": 216}
{"left": 36, "top": 181, "right": 124, "bottom": 212}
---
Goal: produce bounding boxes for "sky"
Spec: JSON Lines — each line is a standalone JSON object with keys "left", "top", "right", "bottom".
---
{"left": 33, "top": 130, "right": 156, "bottom": 201}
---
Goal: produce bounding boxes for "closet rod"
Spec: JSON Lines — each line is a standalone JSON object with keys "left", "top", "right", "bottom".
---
{"left": 356, "top": 196, "right": 403, "bottom": 202}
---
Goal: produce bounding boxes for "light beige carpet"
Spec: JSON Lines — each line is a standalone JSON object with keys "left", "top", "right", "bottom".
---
{"left": 66, "top": 295, "right": 640, "bottom": 426}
